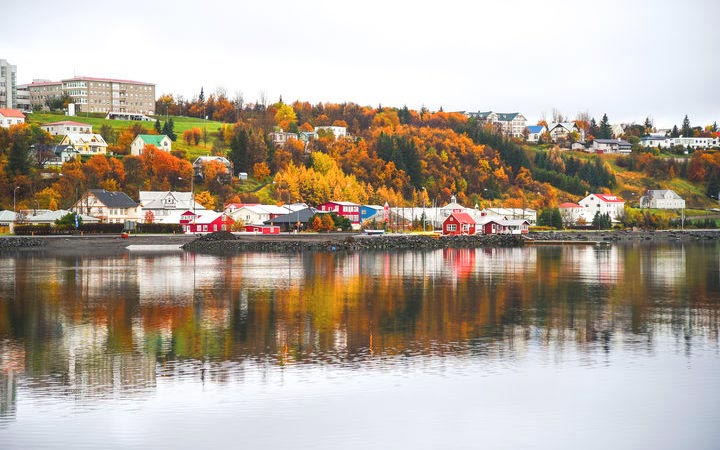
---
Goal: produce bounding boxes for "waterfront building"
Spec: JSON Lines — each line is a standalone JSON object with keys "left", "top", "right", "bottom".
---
{"left": 639, "top": 190, "right": 685, "bottom": 209}
{"left": 442, "top": 212, "right": 476, "bottom": 235}
{"left": 318, "top": 201, "right": 361, "bottom": 224}
{"left": 578, "top": 193, "right": 625, "bottom": 223}
{"left": 139, "top": 191, "right": 205, "bottom": 222}
{"left": 71, "top": 189, "right": 140, "bottom": 224}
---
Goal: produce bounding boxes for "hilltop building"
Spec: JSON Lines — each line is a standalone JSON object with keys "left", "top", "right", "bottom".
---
{"left": 467, "top": 111, "right": 527, "bottom": 138}
{"left": 0, "top": 59, "right": 17, "bottom": 109}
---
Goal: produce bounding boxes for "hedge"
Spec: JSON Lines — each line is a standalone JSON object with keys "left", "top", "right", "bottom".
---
{"left": 135, "top": 223, "right": 183, "bottom": 234}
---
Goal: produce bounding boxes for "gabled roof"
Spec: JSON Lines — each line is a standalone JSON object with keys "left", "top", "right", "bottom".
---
{"left": 593, "top": 194, "right": 624, "bottom": 203}
{"left": 264, "top": 207, "right": 318, "bottom": 224}
{"left": 139, "top": 191, "right": 205, "bottom": 210}
{"left": 62, "top": 133, "right": 107, "bottom": 146}
{"left": 41, "top": 121, "right": 91, "bottom": 127}
{"left": 548, "top": 122, "right": 578, "bottom": 132}
{"left": 0, "top": 108, "right": 25, "bottom": 118}
{"left": 526, "top": 125, "right": 545, "bottom": 134}
{"left": 325, "top": 201, "right": 360, "bottom": 207}
{"left": 136, "top": 134, "right": 169, "bottom": 146}
{"left": 496, "top": 112, "right": 520, "bottom": 122}
{"left": 445, "top": 212, "right": 476, "bottom": 225}
{"left": 88, "top": 189, "right": 138, "bottom": 208}
{"left": 193, "top": 156, "right": 232, "bottom": 166}
{"left": 644, "top": 189, "right": 682, "bottom": 199}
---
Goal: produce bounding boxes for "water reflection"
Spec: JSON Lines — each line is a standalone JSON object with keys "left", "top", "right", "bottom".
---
{"left": 0, "top": 243, "right": 719, "bottom": 428}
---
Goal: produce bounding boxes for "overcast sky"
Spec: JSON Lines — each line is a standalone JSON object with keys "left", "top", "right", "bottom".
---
{"left": 3, "top": 0, "right": 718, "bottom": 128}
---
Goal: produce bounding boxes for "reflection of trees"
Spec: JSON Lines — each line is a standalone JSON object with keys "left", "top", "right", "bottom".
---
{"left": 0, "top": 244, "right": 718, "bottom": 398}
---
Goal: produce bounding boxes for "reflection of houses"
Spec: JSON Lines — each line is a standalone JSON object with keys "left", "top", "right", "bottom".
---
{"left": 639, "top": 190, "right": 685, "bottom": 209}
{"left": 71, "top": 189, "right": 140, "bottom": 223}
{"left": 139, "top": 191, "right": 206, "bottom": 222}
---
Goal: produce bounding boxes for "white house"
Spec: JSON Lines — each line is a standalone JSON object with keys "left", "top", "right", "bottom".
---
{"left": 0, "top": 108, "right": 25, "bottom": 128}
{"left": 548, "top": 122, "right": 584, "bottom": 142}
{"left": 526, "top": 125, "right": 546, "bottom": 143}
{"left": 139, "top": 191, "right": 206, "bottom": 222}
{"left": 71, "top": 189, "right": 140, "bottom": 223}
{"left": 639, "top": 190, "right": 685, "bottom": 209}
{"left": 314, "top": 126, "right": 347, "bottom": 139}
{"left": 268, "top": 130, "right": 299, "bottom": 146}
{"left": 591, "top": 139, "right": 632, "bottom": 154}
{"left": 59, "top": 133, "right": 108, "bottom": 155}
{"left": 131, "top": 134, "right": 172, "bottom": 155}
{"left": 578, "top": 193, "right": 625, "bottom": 223}
{"left": 40, "top": 121, "right": 92, "bottom": 136}
{"left": 610, "top": 124, "right": 625, "bottom": 138}
{"left": 228, "top": 204, "right": 290, "bottom": 225}
{"left": 639, "top": 136, "right": 719, "bottom": 150}
{"left": 557, "top": 202, "right": 585, "bottom": 226}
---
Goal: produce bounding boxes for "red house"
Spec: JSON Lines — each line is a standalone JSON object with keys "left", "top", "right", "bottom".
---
{"left": 442, "top": 212, "right": 476, "bottom": 235}
{"left": 244, "top": 224, "right": 280, "bottom": 234}
{"left": 479, "top": 218, "right": 529, "bottom": 234}
{"left": 179, "top": 210, "right": 234, "bottom": 234}
{"left": 318, "top": 201, "right": 360, "bottom": 224}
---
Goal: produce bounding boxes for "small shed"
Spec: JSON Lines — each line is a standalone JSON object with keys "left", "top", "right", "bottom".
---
{"left": 244, "top": 224, "right": 280, "bottom": 234}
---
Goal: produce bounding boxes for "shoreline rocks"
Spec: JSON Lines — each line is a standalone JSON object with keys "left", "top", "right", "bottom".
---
{"left": 0, "top": 237, "right": 48, "bottom": 250}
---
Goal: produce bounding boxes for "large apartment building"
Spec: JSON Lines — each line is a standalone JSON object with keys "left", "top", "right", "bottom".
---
{"left": 0, "top": 59, "right": 17, "bottom": 109}
{"left": 26, "top": 76, "right": 155, "bottom": 115}
{"left": 466, "top": 111, "right": 528, "bottom": 138}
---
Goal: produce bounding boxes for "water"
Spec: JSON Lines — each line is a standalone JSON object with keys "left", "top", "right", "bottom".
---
{"left": 0, "top": 243, "right": 719, "bottom": 449}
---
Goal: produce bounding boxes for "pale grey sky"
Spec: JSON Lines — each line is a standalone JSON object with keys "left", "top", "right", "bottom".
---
{"left": 3, "top": 0, "right": 718, "bottom": 128}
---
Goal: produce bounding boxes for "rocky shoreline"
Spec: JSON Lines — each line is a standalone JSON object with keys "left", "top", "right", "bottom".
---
{"left": 181, "top": 231, "right": 525, "bottom": 253}
{"left": 0, "top": 237, "right": 48, "bottom": 250}
{"left": 527, "top": 230, "right": 720, "bottom": 242}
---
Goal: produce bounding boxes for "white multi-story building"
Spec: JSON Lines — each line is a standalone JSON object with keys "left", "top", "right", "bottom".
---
{"left": 468, "top": 111, "right": 528, "bottom": 138}
{"left": 0, "top": 59, "right": 17, "bottom": 109}
{"left": 71, "top": 189, "right": 140, "bottom": 224}
{"left": 578, "top": 193, "right": 625, "bottom": 223}
{"left": 639, "top": 190, "right": 685, "bottom": 209}
{"left": 139, "top": 191, "right": 206, "bottom": 222}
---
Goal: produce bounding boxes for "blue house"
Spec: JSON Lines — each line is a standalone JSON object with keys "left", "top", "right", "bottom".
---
{"left": 526, "top": 125, "right": 547, "bottom": 143}
{"left": 360, "top": 205, "right": 384, "bottom": 223}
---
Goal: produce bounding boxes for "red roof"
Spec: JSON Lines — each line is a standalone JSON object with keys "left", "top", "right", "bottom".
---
{"left": 41, "top": 121, "right": 91, "bottom": 127}
{"left": 25, "top": 81, "right": 62, "bottom": 87}
{"left": 558, "top": 202, "right": 581, "bottom": 208}
{"left": 0, "top": 109, "right": 25, "bottom": 118}
{"left": 594, "top": 194, "right": 624, "bottom": 203}
{"left": 446, "top": 212, "right": 476, "bottom": 225}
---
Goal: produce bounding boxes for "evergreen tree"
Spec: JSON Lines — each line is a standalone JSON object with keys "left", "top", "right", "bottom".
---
{"left": 228, "top": 128, "right": 249, "bottom": 172}
{"left": 154, "top": 119, "right": 162, "bottom": 134}
{"left": 643, "top": 117, "right": 653, "bottom": 134}
{"left": 598, "top": 114, "right": 612, "bottom": 139}
{"left": 670, "top": 125, "right": 680, "bottom": 138}
{"left": 681, "top": 115, "right": 692, "bottom": 137}
{"left": 589, "top": 118, "right": 599, "bottom": 138}
{"left": 712, "top": 121, "right": 718, "bottom": 133}
{"left": 199, "top": 87, "right": 205, "bottom": 103}
{"left": 551, "top": 208, "right": 563, "bottom": 229}
{"left": 8, "top": 129, "right": 31, "bottom": 176}
{"left": 162, "top": 119, "right": 177, "bottom": 141}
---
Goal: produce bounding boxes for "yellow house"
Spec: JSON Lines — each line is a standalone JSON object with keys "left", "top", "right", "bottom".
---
{"left": 59, "top": 133, "right": 108, "bottom": 155}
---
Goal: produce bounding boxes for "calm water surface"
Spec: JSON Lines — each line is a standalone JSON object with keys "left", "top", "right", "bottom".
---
{"left": 0, "top": 243, "right": 719, "bottom": 449}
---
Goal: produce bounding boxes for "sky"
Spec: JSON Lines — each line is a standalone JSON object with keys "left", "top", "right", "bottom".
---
{"left": 2, "top": 0, "right": 719, "bottom": 128}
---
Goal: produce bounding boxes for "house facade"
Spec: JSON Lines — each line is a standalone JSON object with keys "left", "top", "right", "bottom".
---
{"left": 468, "top": 111, "right": 527, "bottom": 138}
{"left": 548, "top": 122, "right": 584, "bottom": 142}
{"left": 268, "top": 130, "right": 299, "bottom": 146}
{"left": 71, "top": 189, "right": 140, "bottom": 223}
{"left": 318, "top": 201, "right": 361, "bottom": 224}
{"left": 193, "top": 156, "right": 233, "bottom": 182}
{"left": 180, "top": 210, "right": 234, "bottom": 234}
{"left": 40, "top": 121, "right": 92, "bottom": 135}
{"left": 229, "top": 205, "right": 290, "bottom": 225}
{"left": 557, "top": 202, "right": 585, "bottom": 226}
{"left": 639, "top": 136, "right": 719, "bottom": 150}
{"left": 0, "top": 108, "right": 25, "bottom": 128}
{"left": 442, "top": 212, "right": 476, "bottom": 235}
{"left": 139, "top": 191, "right": 205, "bottom": 222}
{"left": 131, "top": 134, "right": 172, "bottom": 155}
{"left": 59, "top": 133, "right": 108, "bottom": 155}
{"left": 526, "top": 125, "right": 546, "bottom": 143}
{"left": 591, "top": 139, "right": 632, "bottom": 154}
{"left": 639, "top": 190, "right": 685, "bottom": 209}
{"left": 578, "top": 193, "right": 625, "bottom": 223}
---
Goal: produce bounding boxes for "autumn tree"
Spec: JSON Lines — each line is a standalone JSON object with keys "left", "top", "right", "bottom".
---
{"left": 253, "top": 162, "right": 270, "bottom": 181}
{"left": 194, "top": 190, "right": 215, "bottom": 210}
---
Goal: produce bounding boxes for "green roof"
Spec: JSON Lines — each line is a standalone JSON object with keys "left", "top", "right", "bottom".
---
{"left": 138, "top": 134, "right": 168, "bottom": 146}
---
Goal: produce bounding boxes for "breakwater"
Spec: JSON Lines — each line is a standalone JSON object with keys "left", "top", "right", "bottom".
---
{"left": 527, "top": 230, "right": 720, "bottom": 242}
{"left": 182, "top": 232, "right": 525, "bottom": 253}
{"left": 0, "top": 237, "right": 47, "bottom": 250}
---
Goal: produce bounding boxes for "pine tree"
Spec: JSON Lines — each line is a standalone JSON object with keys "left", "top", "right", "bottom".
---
{"left": 681, "top": 115, "right": 692, "bottom": 137}
{"left": 162, "top": 118, "right": 177, "bottom": 141}
{"left": 199, "top": 87, "right": 205, "bottom": 103}
{"left": 8, "top": 130, "right": 31, "bottom": 176}
{"left": 589, "top": 118, "right": 599, "bottom": 138}
{"left": 551, "top": 208, "right": 563, "bottom": 229}
{"left": 643, "top": 117, "right": 653, "bottom": 134}
{"left": 671, "top": 125, "right": 680, "bottom": 138}
{"left": 598, "top": 114, "right": 612, "bottom": 139}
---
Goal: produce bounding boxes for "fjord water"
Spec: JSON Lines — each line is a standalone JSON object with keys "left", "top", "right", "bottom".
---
{"left": 0, "top": 243, "right": 718, "bottom": 449}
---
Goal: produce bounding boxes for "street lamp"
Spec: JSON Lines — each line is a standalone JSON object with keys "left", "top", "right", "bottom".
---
{"left": 13, "top": 186, "right": 20, "bottom": 214}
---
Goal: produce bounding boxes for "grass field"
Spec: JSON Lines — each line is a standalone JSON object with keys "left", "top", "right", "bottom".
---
{"left": 27, "top": 112, "right": 225, "bottom": 135}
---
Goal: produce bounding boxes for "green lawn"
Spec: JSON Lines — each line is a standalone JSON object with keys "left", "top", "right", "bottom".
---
{"left": 27, "top": 112, "right": 225, "bottom": 135}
